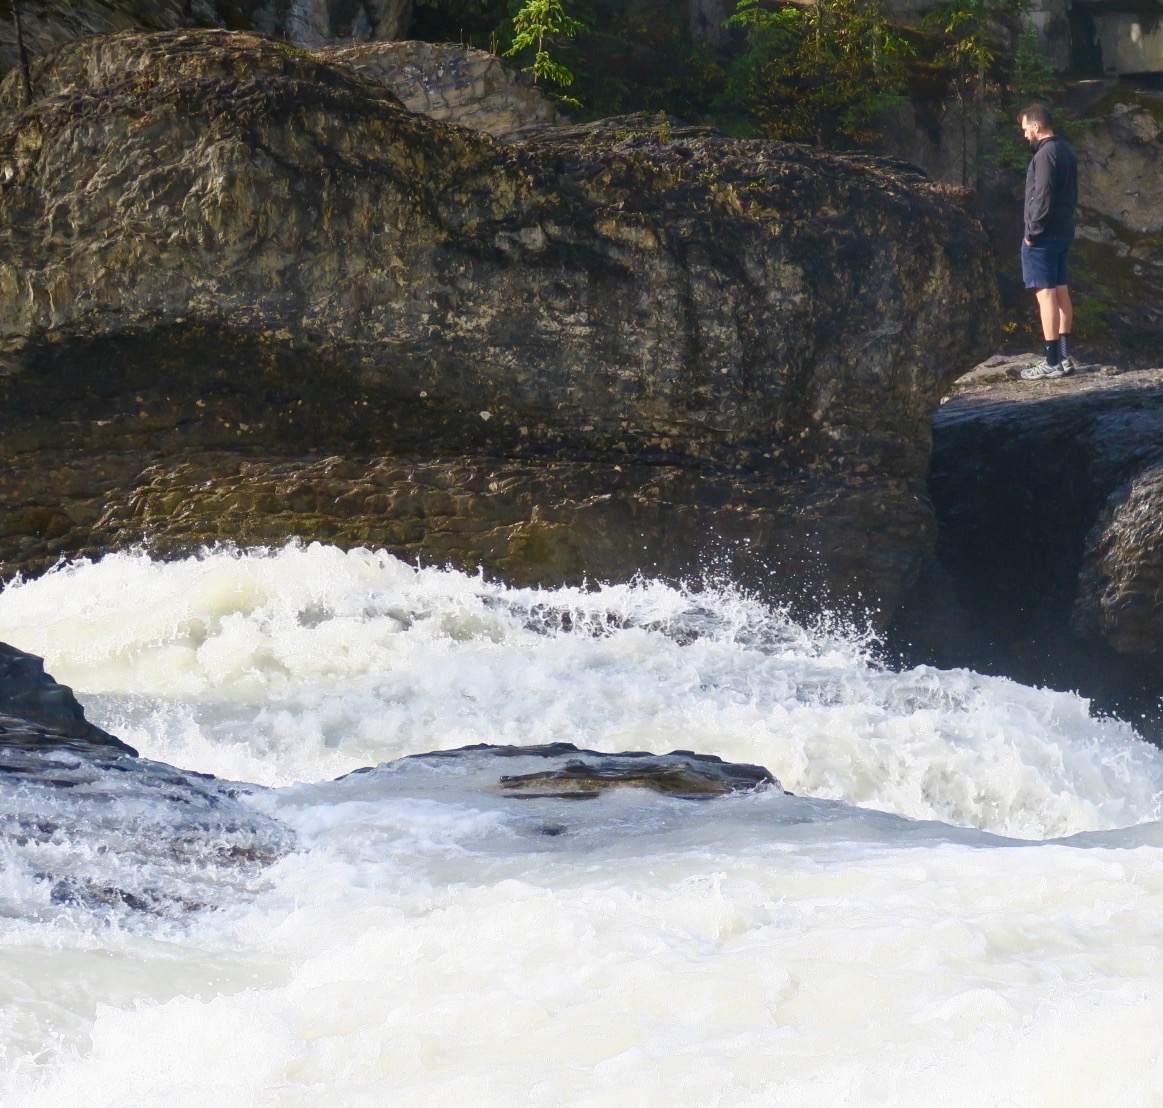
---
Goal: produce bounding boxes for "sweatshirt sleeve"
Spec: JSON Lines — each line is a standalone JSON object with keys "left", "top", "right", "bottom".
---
{"left": 1025, "top": 147, "right": 1054, "bottom": 239}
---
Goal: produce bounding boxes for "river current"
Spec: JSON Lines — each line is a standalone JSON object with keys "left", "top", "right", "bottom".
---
{"left": 2, "top": 543, "right": 1163, "bottom": 1106}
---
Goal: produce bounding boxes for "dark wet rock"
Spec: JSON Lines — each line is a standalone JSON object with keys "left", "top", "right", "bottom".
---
{"left": 1074, "top": 460, "right": 1163, "bottom": 655}
{"left": 0, "top": 31, "right": 996, "bottom": 622}
{"left": 0, "top": 640, "right": 136, "bottom": 755}
{"left": 890, "top": 361, "right": 1163, "bottom": 732}
{"left": 0, "top": 0, "right": 412, "bottom": 81}
{"left": 398, "top": 742, "right": 781, "bottom": 799}
{"left": 0, "top": 640, "right": 294, "bottom": 915}
{"left": 498, "top": 755, "right": 777, "bottom": 800}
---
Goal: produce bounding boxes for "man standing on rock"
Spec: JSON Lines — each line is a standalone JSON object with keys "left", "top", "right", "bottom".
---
{"left": 1018, "top": 104, "right": 1079, "bottom": 380}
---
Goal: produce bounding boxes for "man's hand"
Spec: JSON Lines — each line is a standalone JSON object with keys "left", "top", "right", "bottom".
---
{"left": 1024, "top": 238, "right": 1033, "bottom": 246}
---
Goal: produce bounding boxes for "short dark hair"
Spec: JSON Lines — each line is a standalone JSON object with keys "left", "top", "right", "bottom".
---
{"left": 1019, "top": 104, "right": 1053, "bottom": 128}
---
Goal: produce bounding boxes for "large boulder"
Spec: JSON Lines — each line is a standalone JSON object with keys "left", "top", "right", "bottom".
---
{"left": 0, "top": 30, "right": 997, "bottom": 621}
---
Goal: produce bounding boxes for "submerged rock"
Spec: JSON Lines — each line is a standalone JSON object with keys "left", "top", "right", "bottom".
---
{"left": 346, "top": 742, "right": 782, "bottom": 800}
{"left": 0, "top": 641, "right": 294, "bottom": 916}
{"left": 486, "top": 744, "right": 776, "bottom": 799}
{"left": 0, "top": 31, "right": 997, "bottom": 621}
{"left": 497, "top": 760, "right": 774, "bottom": 800}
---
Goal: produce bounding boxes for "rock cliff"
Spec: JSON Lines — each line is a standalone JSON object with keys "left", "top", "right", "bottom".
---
{"left": 0, "top": 30, "right": 997, "bottom": 620}
{"left": 891, "top": 359, "right": 1163, "bottom": 734}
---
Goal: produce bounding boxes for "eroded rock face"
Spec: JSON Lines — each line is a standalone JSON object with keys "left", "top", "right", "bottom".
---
{"left": 0, "top": 31, "right": 997, "bottom": 620}
{"left": 1075, "top": 461, "right": 1163, "bottom": 655}
{"left": 1076, "top": 101, "right": 1163, "bottom": 235}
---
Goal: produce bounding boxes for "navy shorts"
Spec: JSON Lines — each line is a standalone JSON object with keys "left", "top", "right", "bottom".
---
{"left": 1021, "top": 231, "right": 1073, "bottom": 289}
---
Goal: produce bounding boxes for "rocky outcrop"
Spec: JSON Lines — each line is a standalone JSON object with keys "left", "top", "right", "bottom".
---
{"left": 388, "top": 742, "right": 781, "bottom": 799}
{"left": 1076, "top": 100, "right": 1163, "bottom": 235}
{"left": 0, "top": 639, "right": 135, "bottom": 754}
{"left": 0, "top": 636, "right": 785, "bottom": 918}
{"left": 892, "top": 361, "right": 1163, "bottom": 730}
{"left": 322, "top": 41, "right": 562, "bottom": 138}
{"left": 0, "top": 30, "right": 997, "bottom": 620}
{"left": 0, "top": 640, "right": 295, "bottom": 915}
{"left": 0, "top": 0, "right": 412, "bottom": 80}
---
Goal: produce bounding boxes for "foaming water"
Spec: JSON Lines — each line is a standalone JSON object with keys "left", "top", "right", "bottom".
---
{"left": 2, "top": 545, "right": 1163, "bottom": 1105}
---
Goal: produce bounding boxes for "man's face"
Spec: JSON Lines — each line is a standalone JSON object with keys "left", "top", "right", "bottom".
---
{"left": 1020, "top": 115, "right": 1042, "bottom": 144}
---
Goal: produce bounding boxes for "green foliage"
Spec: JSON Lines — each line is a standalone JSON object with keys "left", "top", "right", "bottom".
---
{"left": 993, "top": 18, "right": 1058, "bottom": 171}
{"left": 409, "top": 0, "right": 1069, "bottom": 176}
{"left": 920, "top": 0, "right": 1005, "bottom": 184}
{"left": 504, "top": 0, "right": 586, "bottom": 87}
{"left": 720, "top": 0, "right": 912, "bottom": 146}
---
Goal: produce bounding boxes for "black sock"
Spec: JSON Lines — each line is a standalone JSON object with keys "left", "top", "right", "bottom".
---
{"left": 1044, "top": 340, "right": 1060, "bottom": 365}
{"left": 1059, "top": 333, "right": 1070, "bottom": 359}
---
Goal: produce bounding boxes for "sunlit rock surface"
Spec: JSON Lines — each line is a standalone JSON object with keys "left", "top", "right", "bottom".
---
{"left": 0, "top": 30, "right": 997, "bottom": 621}
{"left": 321, "top": 40, "right": 563, "bottom": 138}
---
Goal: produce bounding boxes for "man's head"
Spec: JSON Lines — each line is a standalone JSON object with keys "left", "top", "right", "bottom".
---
{"left": 1019, "top": 104, "right": 1054, "bottom": 144}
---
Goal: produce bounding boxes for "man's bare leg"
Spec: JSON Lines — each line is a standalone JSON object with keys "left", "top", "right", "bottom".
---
{"left": 1035, "top": 287, "right": 1061, "bottom": 340}
{"left": 1056, "top": 284, "right": 1072, "bottom": 336}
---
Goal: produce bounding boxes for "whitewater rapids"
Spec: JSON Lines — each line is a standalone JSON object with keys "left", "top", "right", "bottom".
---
{"left": 2, "top": 543, "right": 1163, "bottom": 1106}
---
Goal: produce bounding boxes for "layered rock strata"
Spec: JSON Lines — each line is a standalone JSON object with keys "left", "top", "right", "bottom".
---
{"left": 0, "top": 30, "right": 997, "bottom": 620}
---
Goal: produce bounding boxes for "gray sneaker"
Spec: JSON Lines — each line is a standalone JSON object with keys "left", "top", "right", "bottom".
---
{"left": 1020, "top": 359, "right": 1067, "bottom": 380}
{"left": 1059, "top": 355, "right": 1076, "bottom": 375}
